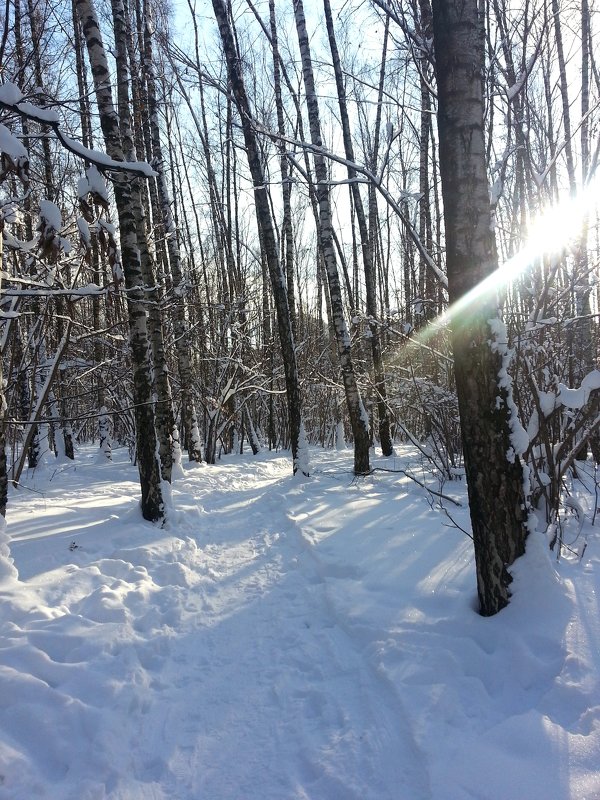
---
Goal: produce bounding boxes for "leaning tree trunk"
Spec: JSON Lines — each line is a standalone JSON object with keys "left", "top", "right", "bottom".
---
{"left": 294, "top": 0, "right": 370, "bottom": 475}
{"left": 323, "top": 0, "right": 393, "bottom": 457}
{"left": 13, "top": 7, "right": 41, "bottom": 471}
{"left": 75, "top": 0, "right": 164, "bottom": 521}
{"left": 431, "top": 0, "right": 529, "bottom": 615}
{"left": 268, "top": 0, "right": 297, "bottom": 340}
{"left": 73, "top": 0, "right": 111, "bottom": 460}
{"left": 211, "top": 0, "right": 308, "bottom": 475}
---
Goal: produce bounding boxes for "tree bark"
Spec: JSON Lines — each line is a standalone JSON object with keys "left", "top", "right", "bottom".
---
{"left": 75, "top": 0, "right": 164, "bottom": 521}
{"left": 268, "top": 0, "right": 297, "bottom": 340}
{"left": 323, "top": 0, "right": 393, "bottom": 457}
{"left": 142, "top": 0, "right": 203, "bottom": 464}
{"left": 431, "top": 0, "right": 529, "bottom": 615}
{"left": 111, "top": 0, "right": 175, "bottom": 485}
{"left": 0, "top": 214, "right": 6, "bottom": 516}
{"left": 211, "top": 0, "right": 308, "bottom": 475}
{"left": 293, "top": 0, "right": 370, "bottom": 474}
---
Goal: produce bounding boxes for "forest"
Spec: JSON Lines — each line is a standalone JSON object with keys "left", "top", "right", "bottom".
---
{"left": 0, "top": 0, "right": 599, "bottom": 795}
{"left": 1, "top": 0, "right": 598, "bottom": 611}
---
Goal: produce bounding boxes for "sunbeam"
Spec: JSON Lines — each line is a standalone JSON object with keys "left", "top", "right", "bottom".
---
{"left": 413, "top": 172, "right": 600, "bottom": 344}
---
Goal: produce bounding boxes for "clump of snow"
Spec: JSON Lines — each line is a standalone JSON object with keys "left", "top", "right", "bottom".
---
{"left": 505, "top": 52, "right": 536, "bottom": 101}
{"left": 0, "top": 516, "right": 18, "bottom": 581}
{"left": 77, "top": 216, "right": 91, "bottom": 246}
{"left": 67, "top": 283, "right": 104, "bottom": 297}
{"left": 293, "top": 420, "right": 311, "bottom": 477}
{"left": 0, "top": 123, "right": 28, "bottom": 167}
{"left": 15, "top": 101, "right": 59, "bottom": 124}
{"left": 65, "top": 136, "right": 157, "bottom": 177}
{"left": 78, "top": 164, "right": 109, "bottom": 204}
{"left": 359, "top": 398, "right": 370, "bottom": 433}
{"left": 335, "top": 419, "right": 346, "bottom": 451}
{"left": 558, "top": 370, "right": 600, "bottom": 410}
{"left": 38, "top": 200, "right": 62, "bottom": 232}
{"left": 0, "top": 199, "right": 21, "bottom": 225}
{"left": 98, "top": 219, "right": 116, "bottom": 236}
{"left": 489, "top": 317, "right": 530, "bottom": 461}
{"left": 526, "top": 408, "right": 539, "bottom": 440}
{"left": 489, "top": 175, "right": 503, "bottom": 207}
{"left": 558, "top": 385, "right": 587, "bottom": 410}
{"left": 96, "top": 406, "right": 112, "bottom": 463}
{"left": 539, "top": 390, "right": 557, "bottom": 417}
{"left": 0, "top": 82, "right": 23, "bottom": 104}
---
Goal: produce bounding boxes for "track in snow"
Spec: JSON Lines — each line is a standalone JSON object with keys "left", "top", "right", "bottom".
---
{"left": 3, "top": 451, "right": 431, "bottom": 800}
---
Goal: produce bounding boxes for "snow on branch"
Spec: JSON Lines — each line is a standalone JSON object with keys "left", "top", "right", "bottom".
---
{"left": 557, "top": 370, "right": 600, "bottom": 410}
{"left": 0, "top": 122, "right": 28, "bottom": 180}
{"left": 0, "top": 82, "right": 156, "bottom": 178}
{"left": 0, "top": 284, "right": 108, "bottom": 299}
{"left": 505, "top": 50, "right": 540, "bottom": 101}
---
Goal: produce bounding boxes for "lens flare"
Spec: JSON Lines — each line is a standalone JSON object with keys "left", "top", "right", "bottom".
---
{"left": 417, "top": 173, "right": 600, "bottom": 340}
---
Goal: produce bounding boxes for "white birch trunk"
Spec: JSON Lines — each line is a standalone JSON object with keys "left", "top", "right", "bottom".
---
{"left": 142, "top": 0, "right": 202, "bottom": 464}
{"left": 294, "top": 0, "right": 370, "bottom": 475}
{"left": 75, "top": 0, "right": 164, "bottom": 521}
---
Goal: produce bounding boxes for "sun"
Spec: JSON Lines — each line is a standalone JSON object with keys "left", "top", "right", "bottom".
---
{"left": 524, "top": 178, "right": 598, "bottom": 263}
{"left": 428, "top": 172, "right": 600, "bottom": 333}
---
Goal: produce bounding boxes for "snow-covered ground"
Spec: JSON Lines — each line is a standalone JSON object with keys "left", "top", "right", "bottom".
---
{"left": 1, "top": 446, "right": 599, "bottom": 799}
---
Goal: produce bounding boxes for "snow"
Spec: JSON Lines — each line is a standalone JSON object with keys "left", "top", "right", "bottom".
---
{"left": 0, "top": 123, "right": 28, "bottom": 161}
{"left": 489, "top": 317, "right": 530, "bottom": 460}
{"left": 0, "top": 83, "right": 59, "bottom": 123}
{"left": 559, "top": 385, "right": 587, "bottom": 410}
{"left": 506, "top": 54, "right": 534, "bottom": 101}
{"left": 78, "top": 165, "right": 109, "bottom": 203}
{"left": 68, "top": 283, "right": 104, "bottom": 297}
{"left": 77, "top": 217, "right": 91, "bottom": 246}
{"left": 64, "top": 137, "right": 157, "bottom": 178}
{"left": 0, "top": 82, "right": 24, "bottom": 104}
{"left": 15, "top": 101, "right": 59, "bottom": 124}
{"left": 39, "top": 200, "right": 62, "bottom": 232}
{"left": 539, "top": 389, "right": 558, "bottom": 417}
{"left": 2, "top": 445, "right": 600, "bottom": 800}
{"left": 294, "top": 421, "right": 311, "bottom": 476}
{"left": 489, "top": 176, "right": 502, "bottom": 206}
{"left": 583, "top": 370, "right": 600, "bottom": 392}
{"left": 87, "top": 165, "right": 109, "bottom": 199}
{"left": 558, "top": 371, "right": 600, "bottom": 410}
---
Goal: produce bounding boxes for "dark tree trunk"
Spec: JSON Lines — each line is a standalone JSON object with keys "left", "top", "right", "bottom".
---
{"left": 0, "top": 219, "right": 6, "bottom": 517}
{"left": 211, "top": 0, "right": 308, "bottom": 475}
{"left": 294, "top": 0, "right": 370, "bottom": 475}
{"left": 268, "top": 0, "right": 297, "bottom": 340}
{"left": 323, "top": 0, "right": 393, "bottom": 457}
{"left": 75, "top": 0, "right": 164, "bottom": 521}
{"left": 431, "top": 0, "right": 529, "bottom": 615}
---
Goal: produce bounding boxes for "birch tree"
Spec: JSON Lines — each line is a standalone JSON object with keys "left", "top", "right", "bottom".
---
{"left": 75, "top": 0, "right": 165, "bottom": 521}
{"left": 142, "top": 0, "right": 203, "bottom": 464}
{"left": 293, "top": 0, "right": 371, "bottom": 475}
{"left": 211, "top": 0, "right": 309, "bottom": 475}
{"left": 431, "top": 0, "right": 530, "bottom": 615}
{"left": 323, "top": 0, "right": 393, "bottom": 457}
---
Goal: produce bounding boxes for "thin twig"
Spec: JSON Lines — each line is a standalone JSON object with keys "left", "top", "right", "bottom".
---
{"left": 373, "top": 466, "right": 463, "bottom": 506}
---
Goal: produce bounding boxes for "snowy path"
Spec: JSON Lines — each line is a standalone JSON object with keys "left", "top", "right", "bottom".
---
{"left": 124, "top": 463, "right": 430, "bottom": 799}
{"left": 1, "top": 447, "right": 599, "bottom": 799}
{"left": 2, "top": 451, "right": 429, "bottom": 799}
